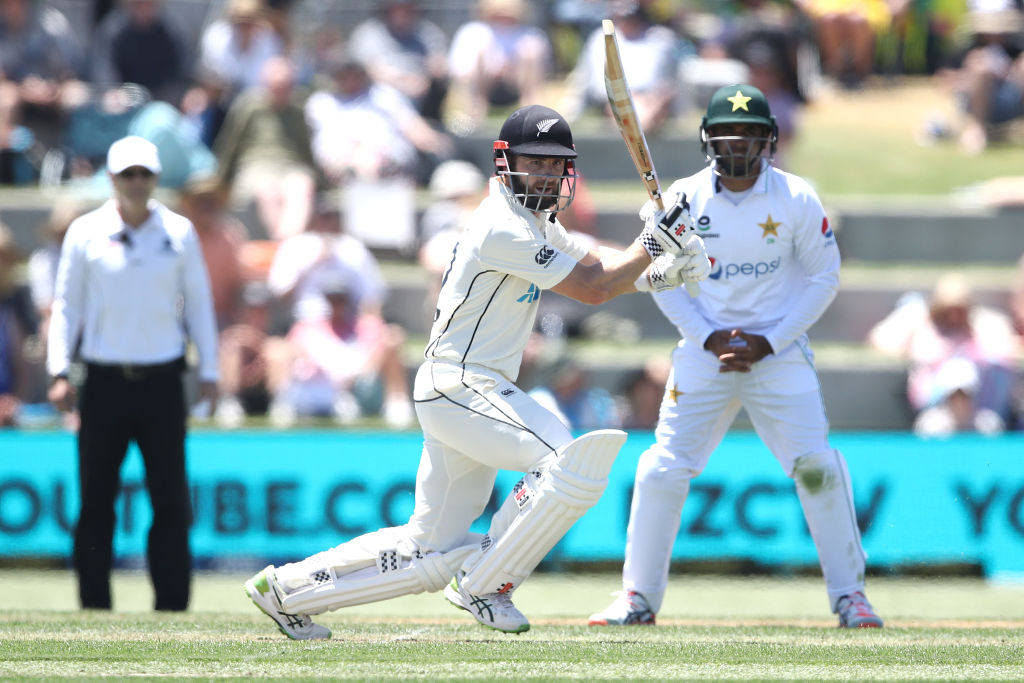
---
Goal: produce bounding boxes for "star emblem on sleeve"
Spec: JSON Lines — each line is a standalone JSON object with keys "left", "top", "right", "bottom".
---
{"left": 667, "top": 385, "right": 683, "bottom": 403}
{"left": 758, "top": 214, "right": 781, "bottom": 238}
{"left": 727, "top": 90, "right": 752, "bottom": 112}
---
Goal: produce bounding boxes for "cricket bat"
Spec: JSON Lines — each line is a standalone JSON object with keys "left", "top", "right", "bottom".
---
{"left": 603, "top": 18, "right": 699, "bottom": 296}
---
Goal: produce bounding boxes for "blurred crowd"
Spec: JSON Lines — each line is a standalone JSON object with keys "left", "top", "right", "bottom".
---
{"left": 0, "top": 0, "right": 1023, "bottom": 431}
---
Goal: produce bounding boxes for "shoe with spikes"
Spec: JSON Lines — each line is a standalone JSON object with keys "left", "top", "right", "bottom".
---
{"left": 444, "top": 573, "right": 529, "bottom": 634}
{"left": 588, "top": 590, "right": 656, "bottom": 626}
{"left": 244, "top": 565, "right": 332, "bottom": 640}
{"left": 836, "top": 591, "right": 883, "bottom": 628}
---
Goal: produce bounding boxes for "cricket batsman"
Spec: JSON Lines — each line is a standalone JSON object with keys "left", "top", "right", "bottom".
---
{"left": 244, "top": 104, "right": 710, "bottom": 638}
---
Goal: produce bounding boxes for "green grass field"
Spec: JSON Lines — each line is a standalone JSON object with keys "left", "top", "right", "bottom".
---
{"left": 2, "top": 570, "right": 1023, "bottom": 680}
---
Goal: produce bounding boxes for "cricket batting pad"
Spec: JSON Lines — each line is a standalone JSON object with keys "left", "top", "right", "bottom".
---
{"left": 279, "top": 529, "right": 479, "bottom": 614}
{"left": 460, "top": 429, "right": 627, "bottom": 595}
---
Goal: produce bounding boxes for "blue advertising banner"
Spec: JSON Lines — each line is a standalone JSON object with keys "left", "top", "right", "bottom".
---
{"left": 1, "top": 431, "right": 1023, "bottom": 578}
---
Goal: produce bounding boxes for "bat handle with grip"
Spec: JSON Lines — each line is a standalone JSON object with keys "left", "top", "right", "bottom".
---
{"left": 685, "top": 281, "right": 700, "bottom": 297}
{"left": 660, "top": 199, "right": 685, "bottom": 230}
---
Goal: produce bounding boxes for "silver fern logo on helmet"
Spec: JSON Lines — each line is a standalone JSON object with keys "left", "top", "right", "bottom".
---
{"left": 535, "top": 119, "right": 559, "bottom": 135}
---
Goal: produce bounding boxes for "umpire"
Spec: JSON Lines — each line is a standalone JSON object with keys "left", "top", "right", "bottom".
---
{"left": 47, "top": 136, "right": 219, "bottom": 611}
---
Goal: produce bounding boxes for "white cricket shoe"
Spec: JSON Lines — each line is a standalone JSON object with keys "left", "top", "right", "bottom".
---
{"left": 444, "top": 573, "right": 530, "bottom": 634}
{"left": 588, "top": 590, "right": 656, "bottom": 626}
{"left": 836, "top": 591, "right": 884, "bottom": 628}
{"left": 244, "top": 565, "right": 332, "bottom": 640}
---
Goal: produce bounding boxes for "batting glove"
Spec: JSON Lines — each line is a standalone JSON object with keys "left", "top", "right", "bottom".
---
{"left": 637, "top": 193, "right": 697, "bottom": 259}
{"left": 673, "top": 235, "right": 711, "bottom": 283}
{"left": 634, "top": 236, "right": 710, "bottom": 293}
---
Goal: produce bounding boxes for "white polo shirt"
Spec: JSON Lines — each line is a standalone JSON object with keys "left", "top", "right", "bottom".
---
{"left": 47, "top": 199, "right": 219, "bottom": 381}
{"left": 423, "top": 178, "right": 589, "bottom": 382}
{"left": 645, "top": 163, "right": 840, "bottom": 354}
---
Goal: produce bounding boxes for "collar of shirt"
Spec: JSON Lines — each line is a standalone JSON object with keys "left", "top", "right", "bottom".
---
{"left": 101, "top": 198, "right": 166, "bottom": 240}
{"left": 709, "top": 160, "right": 770, "bottom": 197}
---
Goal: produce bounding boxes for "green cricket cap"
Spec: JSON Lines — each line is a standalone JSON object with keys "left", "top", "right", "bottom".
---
{"left": 703, "top": 84, "right": 774, "bottom": 129}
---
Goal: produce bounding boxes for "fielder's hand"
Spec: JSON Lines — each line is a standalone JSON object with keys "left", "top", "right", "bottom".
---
{"left": 638, "top": 193, "right": 697, "bottom": 259}
{"left": 704, "top": 329, "right": 774, "bottom": 373}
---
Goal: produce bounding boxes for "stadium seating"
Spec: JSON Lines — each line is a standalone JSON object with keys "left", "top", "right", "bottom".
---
{"left": 2, "top": 120, "right": 1019, "bottom": 431}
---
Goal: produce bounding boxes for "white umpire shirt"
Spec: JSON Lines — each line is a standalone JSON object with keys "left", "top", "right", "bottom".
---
{"left": 422, "top": 177, "right": 590, "bottom": 383}
{"left": 47, "top": 199, "right": 219, "bottom": 382}
{"left": 643, "top": 162, "right": 840, "bottom": 355}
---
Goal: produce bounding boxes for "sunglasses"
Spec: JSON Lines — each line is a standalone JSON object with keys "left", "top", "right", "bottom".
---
{"left": 117, "top": 168, "right": 155, "bottom": 180}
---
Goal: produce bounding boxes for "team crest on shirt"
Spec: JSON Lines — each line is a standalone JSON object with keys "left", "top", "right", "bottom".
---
{"left": 535, "top": 245, "right": 555, "bottom": 266}
{"left": 696, "top": 215, "right": 719, "bottom": 238}
{"left": 758, "top": 215, "right": 781, "bottom": 243}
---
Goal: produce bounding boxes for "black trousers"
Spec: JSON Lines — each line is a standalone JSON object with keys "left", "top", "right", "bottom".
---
{"left": 73, "top": 360, "right": 192, "bottom": 611}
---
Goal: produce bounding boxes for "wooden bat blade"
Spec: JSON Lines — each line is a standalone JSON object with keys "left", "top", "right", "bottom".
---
{"left": 604, "top": 19, "right": 699, "bottom": 297}
{"left": 603, "top": 18, "right": 662, "bottom": 210}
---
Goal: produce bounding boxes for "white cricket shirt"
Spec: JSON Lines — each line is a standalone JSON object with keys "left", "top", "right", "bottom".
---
{"left": 646, "top": 163, "right": 840, "bottom": 354}
{"left": 47, "top": 199, "right": 220, "bottom": 381}
{"left": 423, "top": 178, "right": 589, "bottom": 382}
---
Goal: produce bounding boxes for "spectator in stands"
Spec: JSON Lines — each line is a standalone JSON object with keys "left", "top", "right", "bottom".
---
{"left": 419, "top": 160, "right": 488, "bottom": 270}
{"left": 617, "top": 357, "right": 671, "bottom": 430}
{"left": 529, "top": 355, "right": 622, "bottom": 430}
{"left": 27, "top": 199, "right": 85, "bottom": 345}
{"left": 265, "top": 0, "right": 299, "bottom": 53}
{"left": 267, "top": 200, "right": 387, "bottom": 322}
{"left": 178, "top": 173, "right": 248, "bottom": 329}
{"left": 932, "top": 1, "right": 1024, "bottom": 154}
{"left": 305, "top": 51, "right": 450, "bottom": 251}
{"left": 1013, "top": 251, "right": 1024, "bottom": 336}
{"left": 89, "top": 0, "right": 190, "bottom": 106}
{"left": 214, "top": 56, "right": 316, "bottom": 241}
{"left": 734, "top": 35, "right": 804, "bottom": 165}
{"left": 185, "top": 0, "right": 284, "bottom": 147}
{"left": 446, "top": 0, "right": 552, "bottom": 125}
{"left": 868, "top": 273, "right": 1019, "bottom": 437}
{"left": 215, "top": 280, "right": 291, "bottom": 426}
{"left": 22, "top": 201, "right": 85, "bottom": 417}
{"left": 1012, "top": 251, "right": 1024, "bottom": 429}
{"left": 0, "top": 219, "right": 38, "bottom": 344}
{"left": 0, "top": 221, "right": 31, "bottom": 426}
{"left": 273, "top": 272, "right": 414, "bottom": 428}
{"left": 0, "top": 0, "right": 88, "bottom": 173}
{"left": 349, "top": 0, "right": 450, "bottom": 122}
{"left": 266, "top": 201, "right": 412, "bottom": 427}
{"left": 563, "top": 1, "right": 679, "bottom": 135}
{"left": 417, "top": 159, "right": 488, "bottom": 328}
{"left": 306, "top": 51, "right": 450, "bottom": 186}
{"left": 794, "top": 0, "right": 901, "bottom": 87}
{"left": 197, "top": 0, "right": 282, "bottom": 100}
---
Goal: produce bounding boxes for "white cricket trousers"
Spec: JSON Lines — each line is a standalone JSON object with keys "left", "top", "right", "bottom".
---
{"left": 406, "top": 359, "right": 574, "bottom": 552}
{"left": 624, "top": 339, "right": 867, "bottom": 613}
{"left": 272, "top": 360, "right": 575, "bottom": 604}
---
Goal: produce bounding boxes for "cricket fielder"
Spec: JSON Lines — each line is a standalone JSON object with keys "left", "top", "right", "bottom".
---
{"left": 589, "top": 84, "right": 884, "bottom": 629}
{"left": 244, "top": 104, "right": 711, "bottom": 639}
